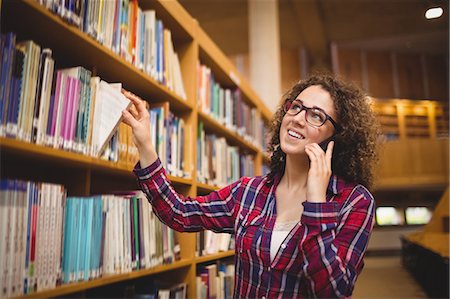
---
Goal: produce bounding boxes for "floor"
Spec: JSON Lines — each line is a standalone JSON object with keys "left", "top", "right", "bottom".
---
{"left": 352, "top": 256, "right": 428, "bottom": 299}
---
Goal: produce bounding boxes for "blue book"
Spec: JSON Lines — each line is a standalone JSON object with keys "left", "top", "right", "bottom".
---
{"left": 155, "top": 19, "right": 160, "bottom": 82}
{"left": 139, "top": 12, "right": 146, "bottom": 69}
{"left": 76, "top": 198, "right": 86, "bottom": 281}
{"left": 6, "top": 48, "right": 24, "bottom": 137}
{"left": 99, "top": 202, "right": 107, "bottom": 276}
{"left": 180, "top": 119, "right": 185, "bottom": 173}
{"left": 83, "top": 198, "right": 93, "bottom": 280}
{"left": 23, "top": 182, "right": 34, "bottom": 294}
{"left": 157, "top": 20, "right": 164, "bottom": 84}
{"left": 93, "top": 197, "right": 103, "bottom": 278}
{"left": 0, "top": 32, "right": 16, "bottom": 129}
{"left": 70, "top": 198, "right": 79, "bottom": 283}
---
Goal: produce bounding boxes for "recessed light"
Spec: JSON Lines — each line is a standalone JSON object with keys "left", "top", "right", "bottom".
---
{"left": 425, "top": 7, "right": 443, "bottom": 19}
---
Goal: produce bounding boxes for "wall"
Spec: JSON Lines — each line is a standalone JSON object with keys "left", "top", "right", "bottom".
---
{"left": 331, "top": 46, "right": 449, "bottom": 101}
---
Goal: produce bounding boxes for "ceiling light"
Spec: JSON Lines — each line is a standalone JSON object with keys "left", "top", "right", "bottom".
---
{"left": 425, "top": 7, "right": 443, "bottom": 19}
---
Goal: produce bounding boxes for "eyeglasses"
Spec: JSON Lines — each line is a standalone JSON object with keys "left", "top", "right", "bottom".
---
{"left": 283, "top": 99, "right": 340, "bottom": 130}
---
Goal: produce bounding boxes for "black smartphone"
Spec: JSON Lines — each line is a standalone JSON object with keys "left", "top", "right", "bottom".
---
{"left": 318, "top": 136, "right": 334, "bottom": 152}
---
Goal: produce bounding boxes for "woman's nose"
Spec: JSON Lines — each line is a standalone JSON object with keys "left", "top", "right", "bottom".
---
{"left": 293, "top": 109, "right": 307, "bottom": 125}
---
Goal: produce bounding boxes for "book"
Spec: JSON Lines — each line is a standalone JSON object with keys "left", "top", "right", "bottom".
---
{"left": 90, "top": 80, "right": 131, "bottom": 157}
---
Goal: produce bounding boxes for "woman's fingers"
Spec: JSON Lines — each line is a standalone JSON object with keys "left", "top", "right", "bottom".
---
{"left": 325, "top": 141, "right": 334, "bottom": 170}
{"left": 122, "top": 90, "right": 146, "bottom": 117}
{"left": 305, "top": 145, "right": 322, "bottom": 173}
{"left": 122, "top": 109, "right": 139, "bottom": 128}
{"left": 128, "top": 103, "right": 139, "bottom": 119}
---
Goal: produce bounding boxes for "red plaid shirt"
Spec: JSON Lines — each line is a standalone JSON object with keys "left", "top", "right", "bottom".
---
{"left": 134, "top": 158, "right": 375, "bottom": 298}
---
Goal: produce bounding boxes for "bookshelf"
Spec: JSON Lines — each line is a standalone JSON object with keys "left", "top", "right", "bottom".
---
{"left": 370, "top": 98, "right": 449, "bottom": 140}
{"left": 0, "top": 0, "right": 271, "bottom": 298}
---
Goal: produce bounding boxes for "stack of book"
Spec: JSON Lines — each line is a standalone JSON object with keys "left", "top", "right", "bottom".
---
{"left": 0, "top": 179, "right": 179, "bottom": 298}
{"left": 34, "top": 0, "right": 186, "bottom": 99}
{"left": 197, "top": 122, "right": 254, "bottom": 187}
{"left": 0, "top": 32, "right": 189, "bottom": 174}
{"left": 197, "top": 263, "right": 235, "bottom": 299}
{"left": 196, "top": 231, "right": 234, "bottom": 257}
{"left": 196, "top": 63, "right": 266, "bottom": 149}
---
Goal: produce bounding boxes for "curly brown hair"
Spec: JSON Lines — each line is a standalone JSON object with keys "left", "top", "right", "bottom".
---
{"left": 267, "top": 73, "right": 381, "bottom": 189}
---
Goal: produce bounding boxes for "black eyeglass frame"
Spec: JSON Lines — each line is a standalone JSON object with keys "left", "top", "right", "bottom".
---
{"left": 283, "top": 99, "right": 341, "bottom": 131}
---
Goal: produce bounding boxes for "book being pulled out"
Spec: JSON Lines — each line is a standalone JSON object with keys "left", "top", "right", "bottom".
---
{"left": 90, "top": 79, "right": 131, "bottom": 157}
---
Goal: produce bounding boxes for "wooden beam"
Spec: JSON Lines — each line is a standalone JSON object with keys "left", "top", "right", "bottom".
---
{"left": 289, "top": 0, "right": 330, "bottom": 71}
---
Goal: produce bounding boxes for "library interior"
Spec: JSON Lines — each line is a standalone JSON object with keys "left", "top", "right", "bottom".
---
{"left": 0, "top": 0, "right": 448, "bottom": 298}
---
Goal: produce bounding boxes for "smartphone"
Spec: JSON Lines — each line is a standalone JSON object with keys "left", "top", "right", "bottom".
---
{"left": 318, "top": 136, "right": 334, "bottom": 152}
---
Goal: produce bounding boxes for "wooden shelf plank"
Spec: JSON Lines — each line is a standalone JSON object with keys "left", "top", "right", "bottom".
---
{"left": 0, "top": 137, "right": 94, "bottom": 168}
{"left": 0, "top": 138, "right": 193, "bottom": 186}
{"left": 198, "top": 111, "right": 260, "bottom": 154}
{"left": 195, "top": 250, "right": 235, "bottom": 264}
{"left": 197, "top": 182, "right": 220, "bottom": 193}
{"left": 15, "top": 259, "right": 192, "bottom": 299}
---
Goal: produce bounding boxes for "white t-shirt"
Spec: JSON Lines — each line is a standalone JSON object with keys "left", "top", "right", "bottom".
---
{"left": 270, "top": 220, "right": 299, "bottom": 262}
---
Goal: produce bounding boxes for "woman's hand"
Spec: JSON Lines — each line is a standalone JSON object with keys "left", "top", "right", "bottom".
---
{"left": 304, "top": 141, "right": 334, "bottom": 203}
{"left": 121, "top": 90, "right": 158, "bottom": 168}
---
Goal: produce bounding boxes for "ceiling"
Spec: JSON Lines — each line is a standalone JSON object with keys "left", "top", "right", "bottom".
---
{"left": 180, "top": 0, "right": 449, "bottom": 61}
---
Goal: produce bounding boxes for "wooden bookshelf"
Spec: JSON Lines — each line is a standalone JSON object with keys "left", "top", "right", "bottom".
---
{"left": 371, "top": 98, "right": 449, "bottom": 140}
{"left": 197, "top": 182, "right": 220, "bottom": 193}
{"left": 0, "top": 0, "right": 270, "bottom": 298}
{"left": 15, "top": 259, "right": 193, "bottom": 299}
{"left": 198, "top": 111, "right": 260, "bottom": 154}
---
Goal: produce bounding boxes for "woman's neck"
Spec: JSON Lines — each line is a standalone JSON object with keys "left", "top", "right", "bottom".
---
{"left": 281, "top": 154, "right": 309, "bottom": 191}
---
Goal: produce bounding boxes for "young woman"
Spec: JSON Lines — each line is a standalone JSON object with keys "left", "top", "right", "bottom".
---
{"left": 122, "top": 73, "right": 380, "bottom": 298}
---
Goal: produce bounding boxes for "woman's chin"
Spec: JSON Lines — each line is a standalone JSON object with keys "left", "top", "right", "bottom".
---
{"left": 280, "top": 144, "right": 305, "bottom": 156}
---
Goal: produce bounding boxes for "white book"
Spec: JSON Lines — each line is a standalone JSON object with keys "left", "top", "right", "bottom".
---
{"left": 10, "top": 182, "right": 21, "bottom": 296}
{"left": 91, "top": 80, "right": 131, "bottom": 157}
{"left": 36, "top": 53, "right": 55, "bottom": 146}
{"left": 0, "top": 181, "right": 10, "bottom": 297}
{"left": 142, "top": 196, "right": 151, "bottom": 268}
{"left": 143, "top": 10, "right": 155, "bottom": 75}
{"left": 172, "top": 52, "right": 186, "bottom": 100}
{"left": 87, "top": 76, "right": 100, "bottom": 155}
{"left": 135, "top": 7, "right": 143, "bottom": 70}
{"left": 219, "top": 234, "right": 231, "bottom": 252}
{"left": 13, "top": 182, "right": 26, "bottom": 297}
{"left": 15, "top": 42, "right": 36, "bottom": 142}
{"left": 119, "top": 199, "right": 125, "bottom": 272}
{"left": 54, "top": 185, "right": 65, "bottom": 288}
{"left": 149, "top": 205, "right": 156, "bottom": 267}
{"left": 114, "top": 197, "right": 120, "bottom": 273}
{"left": 103, "top": 0, "right": 114, "bottom": 50}
{"left": 35, "top": 183, "right": 44, "bottom": 291}
{"left": 36, "top": 184, "right": 46, "bottom": 290}
{"left": 52, "top": 72, "right": 68, "bottom": 149}
{"left": 1, "top": 182, "right": 13, "bottom": 297}
{"left": 217, "top": 274, "right": 223, "bottom": 299}
{"left": 124, "top": 199, "right": 132, "bottom": 272}
{"left": 177, "top": 118, "right": 185, "bottom": 177}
